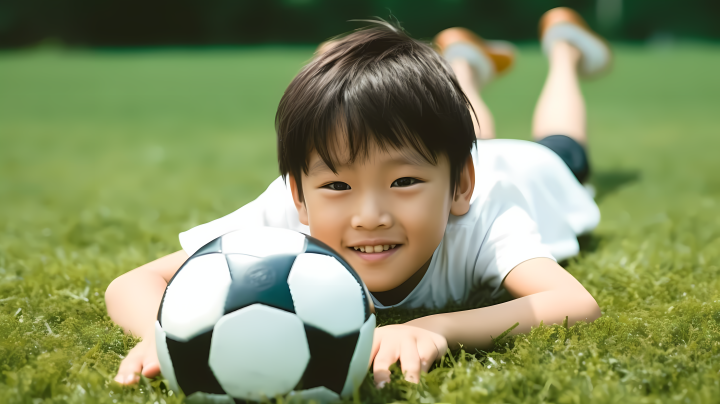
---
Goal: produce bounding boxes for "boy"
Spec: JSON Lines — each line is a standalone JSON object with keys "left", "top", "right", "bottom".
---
{"left": 106, "top": 7, "right": 607, "bottom": 388}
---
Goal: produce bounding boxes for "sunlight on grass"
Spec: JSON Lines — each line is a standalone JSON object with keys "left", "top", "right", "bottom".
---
{"left": 1, "top": 43, "right": 720, "bottom": 403}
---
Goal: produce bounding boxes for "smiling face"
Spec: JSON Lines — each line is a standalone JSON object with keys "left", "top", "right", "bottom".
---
{"left": 276, "top": 23, "right": 478, "bottom": 295}
{"left": 289, "top": 139, "right": 474, "bottom": 293}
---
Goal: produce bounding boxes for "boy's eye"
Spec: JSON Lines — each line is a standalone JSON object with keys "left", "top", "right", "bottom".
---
{"left": 323, "top": 182, "right": 351, "bottom": 191}
{"left": 391, "top": 177, "right": 421, "bottom": 187}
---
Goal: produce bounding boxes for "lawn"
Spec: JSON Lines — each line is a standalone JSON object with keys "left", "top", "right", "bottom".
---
{"left": 1, "top": 43, "right": 720, "bottom": 403}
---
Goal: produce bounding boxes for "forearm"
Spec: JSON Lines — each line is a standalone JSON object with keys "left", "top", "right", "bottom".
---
{"left": 105, "top": 250, "right": 188, "bottom": 339}
{"left": 405, "top": 289, "right": 601, "bottom": 351}
{"left": 105, "top": 270, "right": 168, "bottom": 339}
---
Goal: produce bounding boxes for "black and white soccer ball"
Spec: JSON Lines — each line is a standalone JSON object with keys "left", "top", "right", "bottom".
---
{"left": 155, "top": 227, "right": 376, "bottom": 403}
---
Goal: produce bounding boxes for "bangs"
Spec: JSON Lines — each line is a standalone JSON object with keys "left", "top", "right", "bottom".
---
{"left": 309, "top": 105, "right": 440, "bottom": 177}
{"left": 276, "top": 19, "right": 477, "bottom": 200}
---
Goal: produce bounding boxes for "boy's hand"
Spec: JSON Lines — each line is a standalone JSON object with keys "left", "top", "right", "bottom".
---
{"left": 114, "top": 338, "right": 161, "bottom": 385}
{"left": 370, "top": 324, "right": 448, "bottom": 387}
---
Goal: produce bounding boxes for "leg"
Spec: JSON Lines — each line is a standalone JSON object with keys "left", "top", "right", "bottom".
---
{"left": 532, "top": 41, "right": 586, "bottom": 145}
{"left": 434, "top": 28, "right": 515, "bottom": 140}
{"left": 450, "top": 59, "right": 496, "bottom": 140}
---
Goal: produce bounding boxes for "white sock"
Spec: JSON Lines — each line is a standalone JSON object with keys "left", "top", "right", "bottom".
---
{"left": 442, "top": 43, "right": 495, "bottom": 87}
{"left": 542, "top": 23, "right": 611, "bottom": 76}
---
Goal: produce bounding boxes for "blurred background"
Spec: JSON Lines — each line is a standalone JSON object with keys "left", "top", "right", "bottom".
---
{"left": 1, "top": 0, "right": 719, "bottom": 47}
{"left": 1, "top": 0, "right": 718, "bottom": 236}
{"left": 1, "top": 2, "right": 719, "bottom": 401}
{"left": 1, "top": 0, "right": 719, "bottom": 248}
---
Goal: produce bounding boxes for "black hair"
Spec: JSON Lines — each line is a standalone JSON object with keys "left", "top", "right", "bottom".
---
{"left": 276, "top": 19, "right": 477, "bottom": 201}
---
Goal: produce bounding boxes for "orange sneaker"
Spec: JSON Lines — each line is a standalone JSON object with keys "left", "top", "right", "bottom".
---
{"left": 434, "top": 27, "right": 515, "bottom": 87}
{"left": 540, "top": 7, "right": 612, "bottom": 77}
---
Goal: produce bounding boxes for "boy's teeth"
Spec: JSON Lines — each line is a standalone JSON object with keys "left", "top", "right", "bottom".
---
{"left": 354, "top": 244, "right": 398, "bottom": 253}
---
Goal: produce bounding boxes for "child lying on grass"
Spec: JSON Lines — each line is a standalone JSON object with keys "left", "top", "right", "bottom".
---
{"left": 106, "top": 7, "right": 607, "bottom": 388}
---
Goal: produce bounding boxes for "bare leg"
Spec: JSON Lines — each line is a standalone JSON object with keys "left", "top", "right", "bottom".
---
{"left": 449, "top": 59, "right": 496, "bottom": 140}
{"left": 532, "top": 41, "right": 586, "bottom": 144}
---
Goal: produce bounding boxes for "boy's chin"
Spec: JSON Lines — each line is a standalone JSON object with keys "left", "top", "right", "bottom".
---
{"left": 352, "top": 268, "right": 419, "bottom": 295}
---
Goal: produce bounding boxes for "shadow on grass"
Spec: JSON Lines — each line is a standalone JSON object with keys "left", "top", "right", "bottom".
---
{"left": 591, "top": 169, "right": 641, "bottom": 202}
{"left": 577, "top": 233, "right": 603, "bottom": 255}
{"left": 555, "top": 169, "right": 642, "bottom": 262}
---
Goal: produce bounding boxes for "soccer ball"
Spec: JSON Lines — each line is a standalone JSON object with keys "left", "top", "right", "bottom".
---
{"left": 155, "top": 227, "right": 376, "bottom": 403}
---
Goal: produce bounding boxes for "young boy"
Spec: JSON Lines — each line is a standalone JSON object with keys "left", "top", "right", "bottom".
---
{"left": 106, "top": 7, "right": 608, "bottom": 388}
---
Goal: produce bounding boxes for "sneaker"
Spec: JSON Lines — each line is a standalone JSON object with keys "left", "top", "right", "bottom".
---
{"left": 539, "top": 7, "right": 612, "bottom": 77}
{"left": 434, "top": 27, "right": 515, "bottom": 87}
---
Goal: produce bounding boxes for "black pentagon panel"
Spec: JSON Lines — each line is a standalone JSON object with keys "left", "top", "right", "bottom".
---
{"left": 224, "top": 254, "right": 296, "bottom": 314}
{"left": 297, "top": 324, "right": 359, "bottom": 395}
{"left": 303, "top": 235, "right": 338, "bottom": 257}
{"left": 193, "top": 237, "right": 223, "bottom": 257}
{"left": 304, "top": 235, "right": 372, "bottom": 321}
{"left": 165, "top": 330, "right": 226, "bottom": 397}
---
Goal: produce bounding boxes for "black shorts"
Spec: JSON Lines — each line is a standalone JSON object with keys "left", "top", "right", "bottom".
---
{"left": 536, "top": 135, "right": 590, "bottom": 183}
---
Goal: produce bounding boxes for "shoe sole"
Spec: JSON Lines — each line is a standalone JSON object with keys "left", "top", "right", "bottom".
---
{"left": 434, "top": 27, "right": 515, "bottom": 86}
{"left": 540, "top": 7, "right": 612, "bottom": 77}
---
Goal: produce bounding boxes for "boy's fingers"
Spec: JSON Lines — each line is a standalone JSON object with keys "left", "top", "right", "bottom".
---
{"left": 141, "top": 343, "right": 161, "bottom": 378}
{"left": 114, "top": 355, "right": 142, "bottom": 384}
{"left": 417, "top": 338, "right": 439, "bottom": 373}
{"left": 115, "top": 343, "right": 153, "bottom": 385}
{"left": 372, "top": 344, "right": 398, "bottom": 388}
{"left": 369, "top": 331, "right": 382, "bottom": 366}
{"left": 399, "top": 340, "right": 421, "bottom": 383}
{"left": 373, "top": 368, "right": 391, "bottom": 389}
{"left": 141, "top": 361, "right": 161, "bottom": 378}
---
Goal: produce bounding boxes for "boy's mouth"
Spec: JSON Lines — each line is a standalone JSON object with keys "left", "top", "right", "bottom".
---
{"left": 349, "top": 244, "right": 399, "bottom": 253}
{"left": 347, "top": 243, "right": 401, "bottom": 262}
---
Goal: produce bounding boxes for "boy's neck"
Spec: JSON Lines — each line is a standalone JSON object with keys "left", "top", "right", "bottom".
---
{"left": 371, "top": 258, "right": 432, "bottom": 306}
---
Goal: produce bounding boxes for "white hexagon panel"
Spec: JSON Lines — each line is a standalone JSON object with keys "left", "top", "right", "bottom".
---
{"left": 288, "top": 386, "right": 341, "bottom": 403}
{"left": 220, "top": 227, "right": 307, "bottom": 257}
{"left": 161, "top": 253, "right": 232, "bottom": 341}
{"left": 208, "top": 304, "right": 310, "bottom": 401}
{"left": 340, "top": 314, "right": 376, "bottom": 397}
{"left": 154, "top": 321, "right": 179, "bottom": 393}
{"left": 287, "top": 253, "right": 365, "bottom": 337}
{"left": 184, "top": 392, "right": 234, "bottom": 404}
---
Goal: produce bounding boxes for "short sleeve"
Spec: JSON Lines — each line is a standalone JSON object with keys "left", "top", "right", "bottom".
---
{"left": 468, "top": 180, "right": 556, "bottom": 298}
{"left": 472, "top": 139, "right": 599, "bottom": 261}
{"left": 178, "top": 176, "right": 309, "bottom": 255}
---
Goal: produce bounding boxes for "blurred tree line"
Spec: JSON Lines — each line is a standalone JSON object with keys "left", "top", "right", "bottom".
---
{"left": 0, "top": 0, "right": 718, "bottom": 48}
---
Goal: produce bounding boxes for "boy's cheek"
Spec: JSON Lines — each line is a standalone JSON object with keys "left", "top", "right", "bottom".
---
{"left": 303, "top": 188, "right": 450, "bottom": 290}
{"left": 304, "top": 212, "right": 345, "bottom": 252}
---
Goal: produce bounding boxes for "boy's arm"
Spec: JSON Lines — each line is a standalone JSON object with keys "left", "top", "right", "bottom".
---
{"left": 408, "top": 257, "right": 600, "bottom": 348}
{"left": 371, "top": 258, "right": 601, "bottom": 385}
{"left": 105, "top": 250, "right": 188, "bottom": 384}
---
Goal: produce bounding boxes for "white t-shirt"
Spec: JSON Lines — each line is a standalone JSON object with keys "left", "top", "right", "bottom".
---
{"left": 179, "top": 139, "right": 600, "bottom": 310}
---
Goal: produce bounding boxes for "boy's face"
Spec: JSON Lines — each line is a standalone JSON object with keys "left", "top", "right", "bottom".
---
{"left": 290, "top": 139, "right": 474, "bottom": 293}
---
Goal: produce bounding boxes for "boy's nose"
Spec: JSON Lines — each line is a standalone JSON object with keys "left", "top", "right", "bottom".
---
{"left": 351, "top": 196, "right": 393, "bottom": 230}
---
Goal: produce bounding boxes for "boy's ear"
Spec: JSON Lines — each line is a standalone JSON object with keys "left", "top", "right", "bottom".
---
{"left": 289, "top": 175, "right": 309, "bottom": 226}
{"left": 450, "top": 155, "right": 475, "bottom": 216}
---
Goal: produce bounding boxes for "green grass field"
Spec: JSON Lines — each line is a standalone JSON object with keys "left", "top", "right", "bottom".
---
{"left": 1, "top": 43, "right": 720, "bottom": 403}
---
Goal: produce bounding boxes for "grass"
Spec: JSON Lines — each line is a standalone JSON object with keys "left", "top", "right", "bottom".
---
{"left": 1, "top": 43, "right": 720, "bottom": 403}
